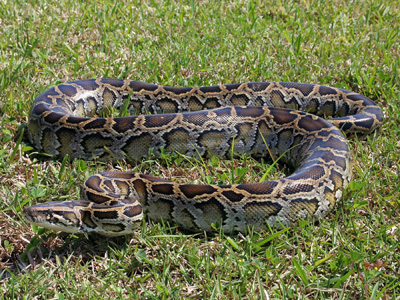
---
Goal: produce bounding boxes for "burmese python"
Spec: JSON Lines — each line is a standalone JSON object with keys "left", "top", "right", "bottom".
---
{"left": 23, "top": 79, "right": 383, "bottom": 236}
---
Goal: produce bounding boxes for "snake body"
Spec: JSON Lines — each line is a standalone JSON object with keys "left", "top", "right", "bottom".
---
{"left": 23, "top": 79, "right": 383, "bottom": 236}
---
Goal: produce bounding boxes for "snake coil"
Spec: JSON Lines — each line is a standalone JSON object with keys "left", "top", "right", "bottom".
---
{"left": 23, "top": 79, "right": 383, "bottom": 236}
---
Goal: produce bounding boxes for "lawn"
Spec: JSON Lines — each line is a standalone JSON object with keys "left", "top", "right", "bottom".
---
{"left": 0, "top": 0, "right": 399, "bottom": 299}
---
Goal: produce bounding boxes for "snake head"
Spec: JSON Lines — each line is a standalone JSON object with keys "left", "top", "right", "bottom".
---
{"left": 23, "top": 201, "right": 88, "bottom": 234}
{"left": 23, "top": 200, "right": 143, "bottom": 236}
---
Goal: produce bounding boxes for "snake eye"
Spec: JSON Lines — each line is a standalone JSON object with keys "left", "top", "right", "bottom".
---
{"left": 51, "top": 212, "right": 80, "bottom": 227}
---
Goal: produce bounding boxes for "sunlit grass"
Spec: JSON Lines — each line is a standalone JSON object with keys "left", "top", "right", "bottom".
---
{"left": 0, "top": 0, "right": 399, "bottom": 299}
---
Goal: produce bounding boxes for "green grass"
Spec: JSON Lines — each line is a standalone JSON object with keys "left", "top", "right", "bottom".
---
{"left": 1, "top": 0, "right": 399, "bottom": 298}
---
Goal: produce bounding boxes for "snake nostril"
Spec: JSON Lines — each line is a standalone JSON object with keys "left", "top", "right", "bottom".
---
{"left": 22, "top": 207, "right": 33, "bottom": 220}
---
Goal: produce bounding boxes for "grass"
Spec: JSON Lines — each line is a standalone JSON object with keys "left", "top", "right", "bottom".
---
{"left": 0, "top": 0, "right": 399, "bottom": 298}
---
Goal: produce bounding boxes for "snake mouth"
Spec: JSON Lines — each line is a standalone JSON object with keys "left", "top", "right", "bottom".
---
{"left": 22, "top": 206, "right": 36, "bottom": 223}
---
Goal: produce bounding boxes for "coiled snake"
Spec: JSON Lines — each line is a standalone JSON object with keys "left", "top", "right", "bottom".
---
{"left": 23, "top": 79, "right": 383, "bottom": 236}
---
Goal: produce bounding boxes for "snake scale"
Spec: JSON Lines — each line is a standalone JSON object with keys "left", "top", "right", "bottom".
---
{"left": 23, "top": 78, "right": 383, "bottom": 236}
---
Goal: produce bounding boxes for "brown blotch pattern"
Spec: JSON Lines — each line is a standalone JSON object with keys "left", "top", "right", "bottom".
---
{"left": 93, "top": 210, "right": 119, "bottom": 220}
{"left": 180, "top": 184, "right": 217, "bottom": 199}
{"left": 123, "top": 205, "right": 142, "bottom": 218}
{"left": 221, "top": 190, "right": 245, "bottom": 202}
{"left": 152, "top": 183, "right": 174, "bottom": 195}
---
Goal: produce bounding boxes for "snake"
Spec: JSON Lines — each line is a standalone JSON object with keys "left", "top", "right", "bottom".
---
{"left": 23, "top": 78, "right": 383, "bottom": 236}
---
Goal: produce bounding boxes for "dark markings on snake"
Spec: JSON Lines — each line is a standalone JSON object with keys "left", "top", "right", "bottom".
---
{"left": 152, "top": 183, "right": 174, "bottom": 195}
{"left": 237, "top": 181, "right": 279, "bottom": 195}
{"left": 83, "top": 118, "right": 108, "bottom": 130}
{"left": 93, "top": 210, "right": 119, "bottom": 220}
{"left": 221, "top": 190, "right": 245, "bottom": 203}
{"left": 113, "top": 116, "right": 136, "bottom": 132}
{"left": 144, "top": 114, "right": 177, "bottom": 128}
{"left": 58, "top": 84, "right": 77, "bottom": 96}
{"left": 180, "top": 184, "right": 217, "bottom": 199}
{"left": 123, "top": 205, "right": 143, "bottom": 218}
{"left": 76, "top": 79, "right": 100, "bottom": 90}
{"left": 102, "top": 78, "right": 124, "bottom": 88}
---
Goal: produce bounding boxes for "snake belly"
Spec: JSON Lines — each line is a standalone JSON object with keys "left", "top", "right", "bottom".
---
{"left": 23, "top": 79, "right": 383, "bottom": 236}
